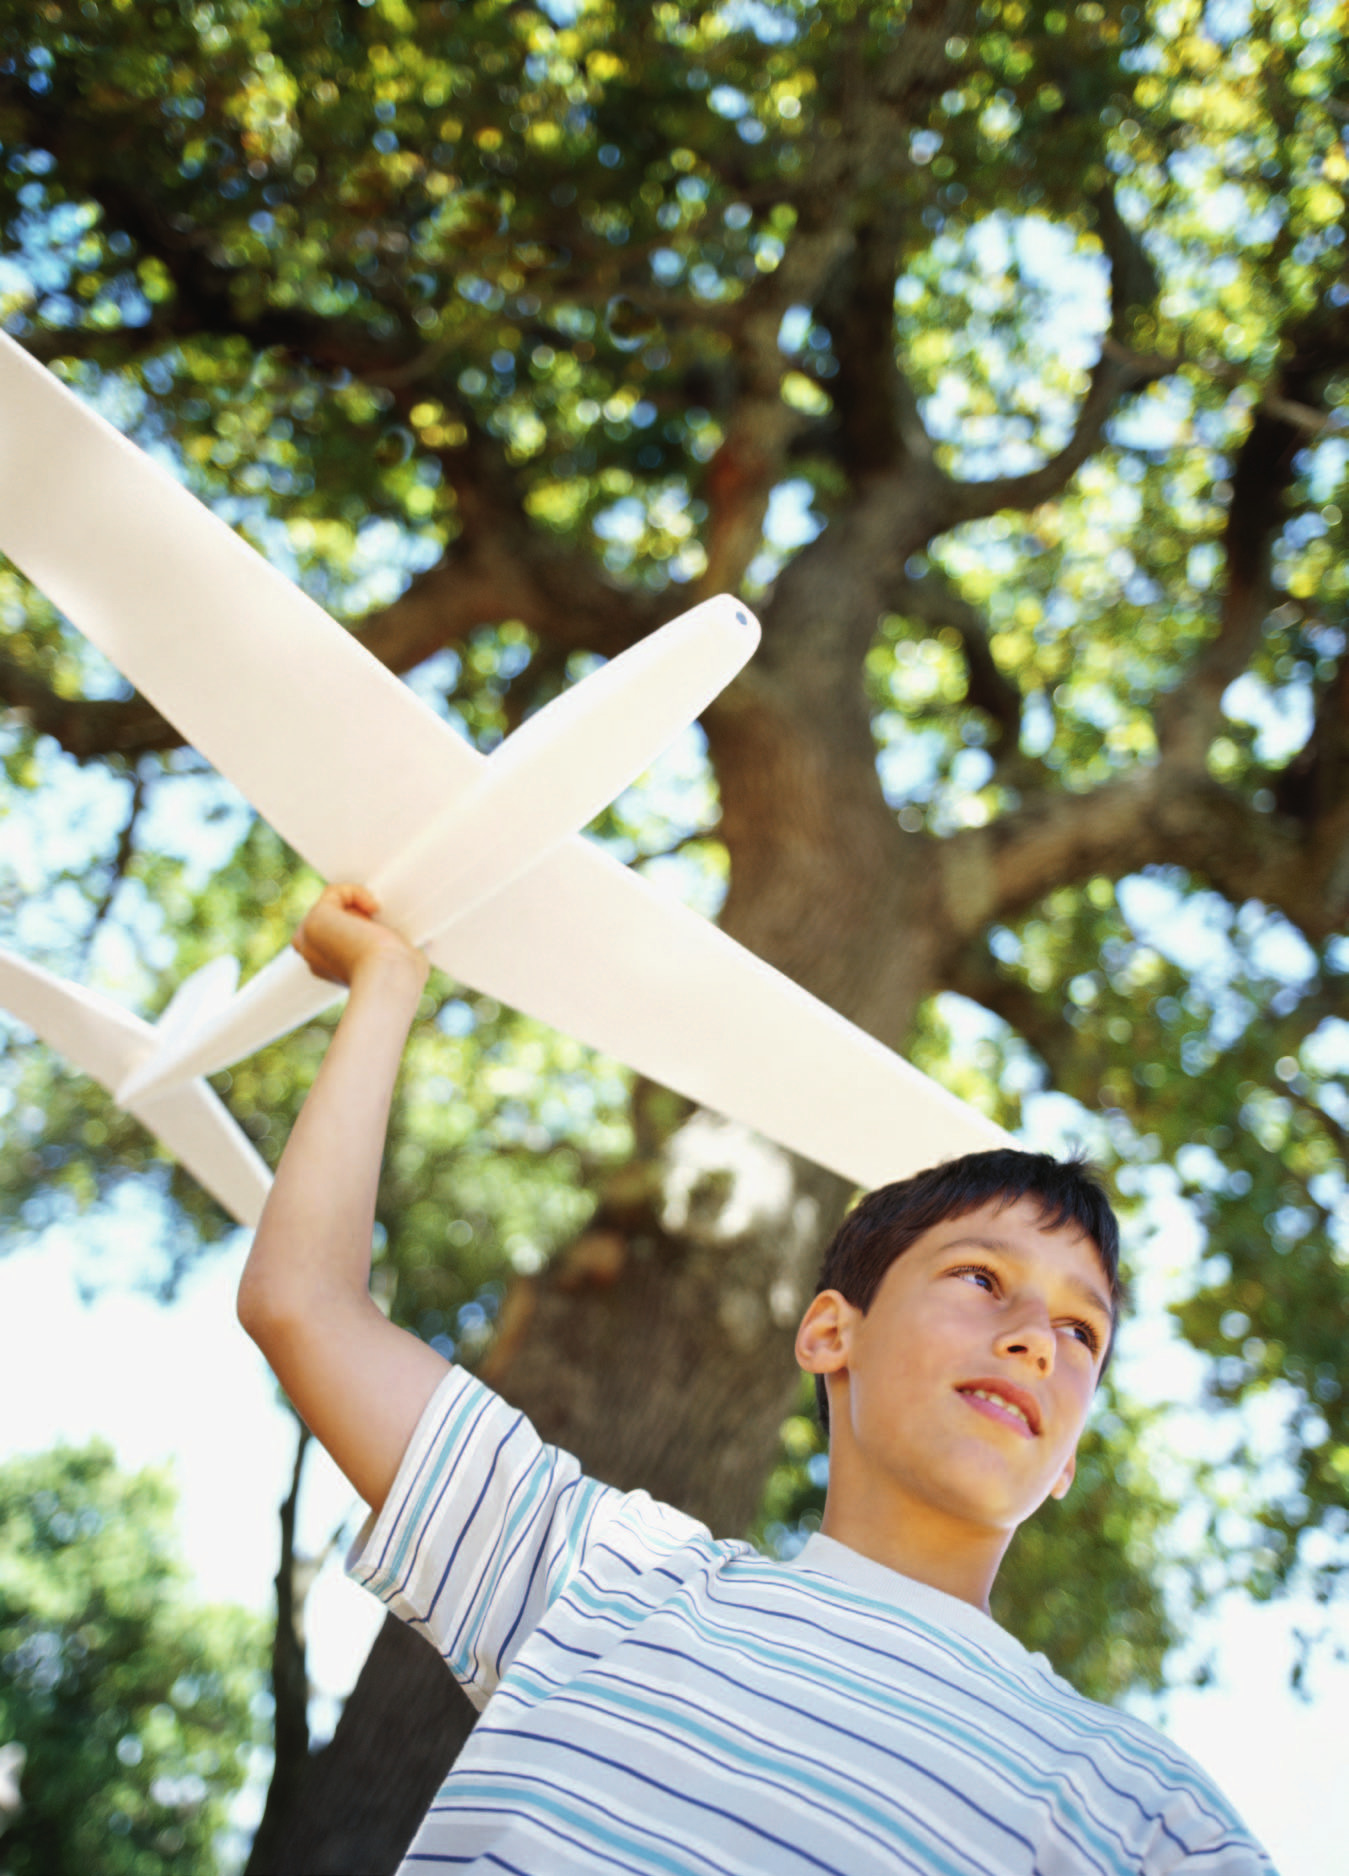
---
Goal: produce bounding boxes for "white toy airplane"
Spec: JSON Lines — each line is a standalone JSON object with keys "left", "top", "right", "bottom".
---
{"left": 0, "top": 330, "right": 1010, "bottom": 1226}
{"left": 0, "top": 603, "right": 773, "bottom": 1227}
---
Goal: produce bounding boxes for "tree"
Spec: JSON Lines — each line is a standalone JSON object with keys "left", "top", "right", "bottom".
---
{"left": 0, "top": 1442, "right": 264, "bottom": 1876}
{"left": 0, "top": 0, "right": 1346, "bottom": 1868}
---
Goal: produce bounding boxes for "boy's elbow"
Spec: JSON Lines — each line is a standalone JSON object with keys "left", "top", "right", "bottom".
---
{"left": 236, "top": 1267, "right": 269, "bottom": 1348}
{"left": 236, "top": 1259, "right": 301, "bottom": 1355}
{"left": 237, "top": 1249, "right": 360, "bottom": 1371}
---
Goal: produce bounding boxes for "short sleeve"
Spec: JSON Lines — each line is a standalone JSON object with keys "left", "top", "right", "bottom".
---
{"left": 346, "top": 1365, "right": 618, "bottom": 1708}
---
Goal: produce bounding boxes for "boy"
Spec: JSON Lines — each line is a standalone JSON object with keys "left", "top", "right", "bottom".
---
{"left": 239, "top": 884, "right": 1274, "bottom": 1874}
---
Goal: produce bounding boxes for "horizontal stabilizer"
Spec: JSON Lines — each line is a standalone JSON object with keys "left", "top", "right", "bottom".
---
{"left": 0, "top": 946, "right": 272, "bottom": 1226}
{"left": 125, "top": 1082, "right": 273, "bottom": 1228}
{"left": 152, "top": 955, "right": 242, "bottom": 1054}
{"left": 117, "top": 947, "right": 339, "bottom": 1107}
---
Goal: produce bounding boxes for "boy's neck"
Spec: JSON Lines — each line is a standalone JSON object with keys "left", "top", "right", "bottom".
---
{"left": 817, "top": 1490, "right": 1012, "bottom": 1614}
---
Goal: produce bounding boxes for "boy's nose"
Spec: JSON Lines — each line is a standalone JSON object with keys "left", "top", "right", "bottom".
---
{"left": 994, "top": 1310, "right": 1055, "bottom": 1374}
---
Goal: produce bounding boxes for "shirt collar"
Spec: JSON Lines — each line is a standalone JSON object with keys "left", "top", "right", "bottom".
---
{"left": 790, "top": 1532, "right": 1043, "bottom": 1666}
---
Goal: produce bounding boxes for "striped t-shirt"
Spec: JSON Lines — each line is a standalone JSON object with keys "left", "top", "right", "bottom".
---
{"left": 349, "top": 1365, "right": 1274, "bottom": 1874}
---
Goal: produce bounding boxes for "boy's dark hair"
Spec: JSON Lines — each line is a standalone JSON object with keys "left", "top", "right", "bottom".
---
{"left": 811, "top": 1148, "right": 1122, "bottom": 1431}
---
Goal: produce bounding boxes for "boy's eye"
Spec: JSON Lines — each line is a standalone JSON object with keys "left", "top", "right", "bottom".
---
{"left": 1066, "top": 1319, "right": 1101, "bottom": 1355}
{"left": 948, "top": 1267, "right": 1106, "bottom": 1355}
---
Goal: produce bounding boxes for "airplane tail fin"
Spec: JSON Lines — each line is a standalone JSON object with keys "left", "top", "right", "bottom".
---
{"left": 117, "top": 948, "right": 339, "bottom": 1106}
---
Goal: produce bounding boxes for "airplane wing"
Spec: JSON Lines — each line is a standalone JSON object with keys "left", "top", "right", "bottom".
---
{"left": 116, "top": 596, "right": 760, "bottom": 1103}
{"left": 0, "top": 331, "right": 1011, "bottom": 1189}
{"left": 0, "top": 947, "right": 272, "bottom": 1226}
{"left": 0, "top": 330, "right": 531, "bottom": 883}
{"left": 422, "top": 842, "right": 1005, "bottom": 1189}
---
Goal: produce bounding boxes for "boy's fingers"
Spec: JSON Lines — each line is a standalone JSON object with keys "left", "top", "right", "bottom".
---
{"left": 324, "top": 881, "right": 380, "bottom": 918}
{"left": 290, "top": 884, "right": 411, "bottom": 990}
{"left": 301, "top": 885, "right": 369, "bottom": 939}
{"left": 291, "top": 931, "right": 332, "bottom": 980}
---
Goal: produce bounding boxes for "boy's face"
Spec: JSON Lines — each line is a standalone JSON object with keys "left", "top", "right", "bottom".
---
{"left": 797, "top": 1196, "right": 1115, "bottom": 1542}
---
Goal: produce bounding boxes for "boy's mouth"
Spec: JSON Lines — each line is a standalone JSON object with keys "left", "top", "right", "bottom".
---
{"left": 956, "top": 1382, "right": 1040, "bottom": 1437}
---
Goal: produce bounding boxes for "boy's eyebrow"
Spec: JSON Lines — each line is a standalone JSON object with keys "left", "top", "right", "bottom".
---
{"left": 942, "top": 1233, "right": 1116, "bottom": 1324}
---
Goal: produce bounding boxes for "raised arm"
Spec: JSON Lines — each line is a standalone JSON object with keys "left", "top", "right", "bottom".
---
{"left": 237, "top": 884, "right": 450, "bottom": 1510}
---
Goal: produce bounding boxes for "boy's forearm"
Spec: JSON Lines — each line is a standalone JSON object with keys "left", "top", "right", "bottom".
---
{"left": 238, "top": 949, "right": 426, "bottom": 1331}
{"left": 236, "top": 887, "right": 449, "bottom": 1512}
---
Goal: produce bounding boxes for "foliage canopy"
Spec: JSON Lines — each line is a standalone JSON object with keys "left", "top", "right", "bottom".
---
{"left": 0, "top": 1441, "right": 263, "bottom": 1876}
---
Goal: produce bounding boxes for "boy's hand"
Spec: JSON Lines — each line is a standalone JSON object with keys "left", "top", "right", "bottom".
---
{"left": 291, "top": 883, "right": 429, "bottom": 991}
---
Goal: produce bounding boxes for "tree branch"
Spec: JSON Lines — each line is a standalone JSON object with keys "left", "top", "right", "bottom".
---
{"left": 887, "top": 569, "right": 1029, "bottom": 760}
{"left": 800, "top": 2, "right": 980, "bottom": 484}
{"left": 1156, "top": 316, "right": 1349, "bottom": 772}
{"left": 692, "top": 6, "right": 983, "bottom": 603}
{"left": 0, "top": 650, "right": 185, "bottom": 761}
{"left": 4, "top": 77, "right": 438, "bottom": 378}
{"left": 1274, "top": 649, "right": 1349, "bottom": 828}
{"left": 810, "top": 212, "right": 914, "bottom": 481}
{"left": 943, "top": 940, "right": 1083, "bottom": 1090}
{"left": 945, "top": 345, "right": 1171, "bottom": 526}
{"left": 80, "top": 763, "right": 147, "bottom": 958}
{"left": 1288, "top": 1082, "right": 1349, "bottom": 1159}
{"left": 1152, "top": 424, "right": 1298, "bottom": 771}
{"left": 942, "top": 185, "right": 1171, "bottom": 526}
{"left": 947, "top": 941, "right": 1349, "bottom": 1155}
{"left": 691, "top": 200, "right": 854, "bottom": 596}
{"left": 935, "top": 765, "right": 1349, "bottom": 950}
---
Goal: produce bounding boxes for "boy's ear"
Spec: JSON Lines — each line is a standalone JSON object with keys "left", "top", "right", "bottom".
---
{"left": 1049, "top": 1450, "right": 1077, "bottom": 1501}
{"left": 795, "top": 1290, "right": 857, "bottom": 1376}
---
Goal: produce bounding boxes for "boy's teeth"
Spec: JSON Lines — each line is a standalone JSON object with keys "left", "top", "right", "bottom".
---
{"left": 966, "top": 1387, "right": 1029, "bottom": 1427}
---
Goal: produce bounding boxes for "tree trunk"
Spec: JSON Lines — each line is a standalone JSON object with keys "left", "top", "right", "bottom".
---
{"left": 244, "top": 1615, "right": 477, "bottom": 1876}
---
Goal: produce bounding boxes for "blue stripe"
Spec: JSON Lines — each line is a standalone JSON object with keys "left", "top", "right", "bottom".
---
{"left": 379, "top": 1382, "right": 490, "bottom": 1588}
{"left": 647, "top": 1592, "right": 1129, "bottom": 1872}
{"left": 520, "top": 1675, "right": 940, "bottom": 1874}
{"left": 403, "top": 1856, "right": 533, "bottom": 1873}
{"left": 438, "top": 1435, "right": 550, "bottom": 1656}
{"left": 368, "top": 1390, "right": 493, "bottom": 1603}
{"left": 421, "top": 1777, "right": 728, "bottom": 1876}
{"left": 498, "top": 1474, "right": 603, "bottom": 1665}
{"left": 513, "top": 1634, "right": 1039, "bottom": 1875}
{"left": 764, "top": 1563, "right": 1221, "bottom": 1809}
{"left": 479, "top": 1733, "right": 855, "bottom": 1875}
{"left": 419, "top": 1418, "right": 533, "bottom": 1632}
